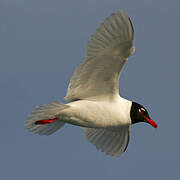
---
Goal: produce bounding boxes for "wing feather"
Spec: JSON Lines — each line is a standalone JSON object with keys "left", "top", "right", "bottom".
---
{"left": 83, "top": 126, "right": 130, "bottom": 157}
{"left": 65, "top": 10, "right": 134, "bottom": 100}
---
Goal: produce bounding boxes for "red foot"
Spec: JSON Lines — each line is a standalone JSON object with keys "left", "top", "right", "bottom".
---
{"left": 35, "top": 118, "right": 58, "bottom": 125}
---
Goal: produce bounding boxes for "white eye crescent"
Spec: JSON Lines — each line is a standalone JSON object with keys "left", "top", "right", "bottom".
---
{"left": 139, "top": 108, "right": 145, "bottom": 113}
{"left": 141, "top": 108, "right": 145, "bottom": 112}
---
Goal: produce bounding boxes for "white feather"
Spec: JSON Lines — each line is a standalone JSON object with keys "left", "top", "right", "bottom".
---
{"left": 65, "top": 10, "right": 134, "bottom": 101}
{"left": 25, "top": 101, "right": 69, "bottom": 135}
{"left": 83, "top": 126, "right": 130, "bottom": 157}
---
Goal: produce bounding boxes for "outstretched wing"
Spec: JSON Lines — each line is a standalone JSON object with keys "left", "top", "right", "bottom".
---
{"left": 65, "top": 10, "right": 134, "bottom": 101}
{"left": 83, "top": 126, "right": 130, "bottom": 157}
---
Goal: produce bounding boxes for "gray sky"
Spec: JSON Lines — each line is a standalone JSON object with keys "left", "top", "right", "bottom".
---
{"left": 0, "top": 0, "right": 179, "bottom": 179}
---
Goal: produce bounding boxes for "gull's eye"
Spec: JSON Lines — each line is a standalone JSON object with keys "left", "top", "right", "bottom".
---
{"left": 139, "top": 108, "right": 145, "bottom": 114}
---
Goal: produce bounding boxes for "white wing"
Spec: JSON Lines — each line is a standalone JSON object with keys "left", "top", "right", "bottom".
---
{"left": 65, "top": 10, "right": 134, "bottom": 100}
{"left": 83, "top": 126, "right": 130, "bottom": 157}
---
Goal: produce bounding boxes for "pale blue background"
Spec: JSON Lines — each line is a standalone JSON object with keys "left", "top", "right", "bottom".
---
{"left": 0, "top": 0, "right": 179, "bottom": 179}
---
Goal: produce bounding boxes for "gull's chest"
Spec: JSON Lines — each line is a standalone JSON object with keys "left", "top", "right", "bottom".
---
{"left": 64, "top": 100, "right": 132, "bottom": 128}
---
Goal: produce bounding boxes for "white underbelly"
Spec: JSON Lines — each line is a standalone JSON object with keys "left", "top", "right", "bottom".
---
{"left": 59, "top": 99, "right": 131, "bottom": 128}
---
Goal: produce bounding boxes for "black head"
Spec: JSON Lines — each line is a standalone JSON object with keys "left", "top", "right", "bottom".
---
{"left": 130, "top": 102, "right": 157, "bottom": 128}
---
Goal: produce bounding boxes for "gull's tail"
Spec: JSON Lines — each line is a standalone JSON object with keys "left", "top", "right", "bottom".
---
{"left": 25, "top": 101, "right": 69, "bottom": 135}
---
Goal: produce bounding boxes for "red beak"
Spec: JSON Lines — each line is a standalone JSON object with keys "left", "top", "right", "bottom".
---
{"left": 144, "top": 116, "right": 158, "bottom": 128}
